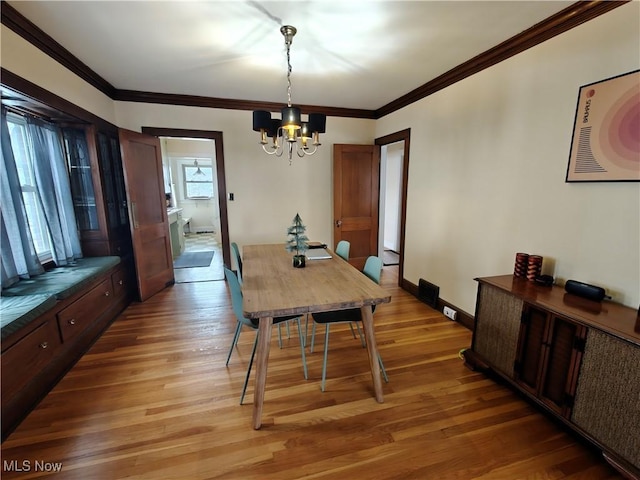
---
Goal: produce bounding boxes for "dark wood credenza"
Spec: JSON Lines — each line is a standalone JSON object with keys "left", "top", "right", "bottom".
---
{"left": 463, "top": 275, "right": 639, "bottom": 479}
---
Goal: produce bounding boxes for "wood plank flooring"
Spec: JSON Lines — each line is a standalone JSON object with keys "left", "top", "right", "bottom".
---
{"left": 1, "top": 266, "right": 621, "bottom": 479}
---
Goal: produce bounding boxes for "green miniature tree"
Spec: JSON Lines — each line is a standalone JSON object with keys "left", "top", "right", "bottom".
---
{"left": 286, "top": 213, "right": 309, "bottom": 257}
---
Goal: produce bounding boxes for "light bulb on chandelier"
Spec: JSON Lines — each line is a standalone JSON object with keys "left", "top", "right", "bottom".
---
{"left": 252, "top": 25, "right": 326, "bottom": 164}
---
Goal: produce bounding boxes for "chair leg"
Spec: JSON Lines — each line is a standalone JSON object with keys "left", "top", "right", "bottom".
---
{"left": 226, "top": 320, "right": 242, "bottom": 366}
{"left": 321, "top": 324, "right": 330, "bottom": 392}
{"left": 354, "top": 322, "right": 366, "bottom": 347}
{"left": 348, "top": 322, "right": 357, "bottom": 339}
{"left": 277, "top": 323, "right": 283, "bottom": 348}
{"left": 240, "top": 332, "right": 259, "bottom": 405}
{"left": 296, "top": 318, "right": 308, "bottom": 380}
{"left": 303, "top": 314, "right": 309, "bottom": 347}
{"left": 378, "top": 353, "right": 389, "bottom": 383}
{"left": 310, "top": 321, "right": 317, "bottom": 353}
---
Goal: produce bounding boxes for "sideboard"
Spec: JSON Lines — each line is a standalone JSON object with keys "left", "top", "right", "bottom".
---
{"left": 463, "top": 275, "right": 639, "bottom": 479}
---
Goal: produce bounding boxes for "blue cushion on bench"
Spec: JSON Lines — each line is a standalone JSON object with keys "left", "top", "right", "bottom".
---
{"left": 1, "top": 256, "right": 120, "bottom": 300}
{"left": 1, "top": 294, "right": 58, "bottom": 340}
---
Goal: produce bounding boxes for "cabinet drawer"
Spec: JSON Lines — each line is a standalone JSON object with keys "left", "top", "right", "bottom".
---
{"left": 58, "top": 278, "right": 113, "bottom": 342}
{"left": 111, "top": 268, "right": 128, "bottom": 299}
{"left": 1, "top": 318, "right": 62, "bottom": 400}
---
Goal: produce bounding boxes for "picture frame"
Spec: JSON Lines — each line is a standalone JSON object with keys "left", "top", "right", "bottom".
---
{"left": 566, "top": 69, "right": 639, "bottom": 182}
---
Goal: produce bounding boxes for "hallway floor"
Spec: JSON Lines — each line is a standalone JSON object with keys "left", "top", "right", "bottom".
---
{"left": 173, "top": 233, "right": 224, "bottom": 283}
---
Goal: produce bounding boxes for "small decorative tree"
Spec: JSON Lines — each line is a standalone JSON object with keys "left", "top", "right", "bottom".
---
{"left": 286, "top": 213, "right": 309, "bottom": 268}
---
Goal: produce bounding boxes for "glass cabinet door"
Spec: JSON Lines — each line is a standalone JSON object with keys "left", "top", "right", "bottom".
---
{"left": 62, "top": 127, "right": 99, "bottom": 231}
{"left": 97, "top": 132, "right": 129, "bottom": 231}
{"left": 97, "top": 132, "right": 118, "bottom": 229}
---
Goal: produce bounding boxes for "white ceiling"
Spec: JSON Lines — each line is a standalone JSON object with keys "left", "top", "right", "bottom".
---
{"left": 7, "top": 1, "right": 576, "bottom": 111}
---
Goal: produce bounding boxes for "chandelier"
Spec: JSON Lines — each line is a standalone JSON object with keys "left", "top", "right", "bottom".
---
{"left": 252, "top": 25, "right": 326, "bottom": 163}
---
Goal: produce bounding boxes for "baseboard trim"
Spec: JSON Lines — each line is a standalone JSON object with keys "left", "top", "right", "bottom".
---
{"left": 402, "top": 278, "right": 475, "bottom": 331}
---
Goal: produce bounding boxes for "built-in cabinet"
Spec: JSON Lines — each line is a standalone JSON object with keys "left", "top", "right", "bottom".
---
{"left": 1, "top": 122, "right": 136, "bottom": 440}
{"left": 62, "top": 125, "right": 132, "bottom": 260}
{"left": 1, "top": 262, "right": 131, "bottom": 440}
{"left": 464, "top": 275, "right": 640, "bottom": 479}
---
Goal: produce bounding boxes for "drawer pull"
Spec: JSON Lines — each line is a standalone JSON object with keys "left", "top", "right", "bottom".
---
{"left": 39, "top": 342, "right": 48, "bottom": 349}
{"left": 118, "top": 280, "right": 124, "bottom": 285}
{"left": 69, "top": 319, "right": 76, "bottom": 325}
{"left": 105, "top": 291, "right": 110, "bottom": 297}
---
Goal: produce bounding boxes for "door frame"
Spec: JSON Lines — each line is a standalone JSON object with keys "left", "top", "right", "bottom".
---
{"left": 375, "top": 129, "right": 410, "bottom": 287}
{"left": 141, "top": 127, "right": 231, "bottom": 271}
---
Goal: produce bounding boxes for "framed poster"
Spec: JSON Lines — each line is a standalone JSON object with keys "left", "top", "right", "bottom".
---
{"left": 566, "top": 69, "right": 639, "bottom": 182}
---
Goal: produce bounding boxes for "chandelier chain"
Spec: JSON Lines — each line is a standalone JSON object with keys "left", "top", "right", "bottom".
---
{"left": 286, "top": 41, "right": 293, "bottom": 108}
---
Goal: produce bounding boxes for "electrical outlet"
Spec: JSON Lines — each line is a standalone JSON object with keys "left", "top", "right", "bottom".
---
{"left": 443, "top": 306, "right": 457, "bottom": 321}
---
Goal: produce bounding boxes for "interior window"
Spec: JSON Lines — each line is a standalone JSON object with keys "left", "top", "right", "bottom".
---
{"left": 182, "top": 160, "right": 214, "bottom": 199}
{"left": 6, "top": 113, "right": 54, "bottom": 262}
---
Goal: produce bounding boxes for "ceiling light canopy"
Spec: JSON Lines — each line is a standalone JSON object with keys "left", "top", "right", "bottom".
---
{"left": 252, "top": 25, "right": 326, "bottom": 164}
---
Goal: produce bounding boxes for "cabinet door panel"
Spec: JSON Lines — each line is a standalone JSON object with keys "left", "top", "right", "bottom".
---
{"left": 539, "top": 316, "right": 584, "bottom": 416}
{"left": 516, "top": 306, "right": 548, "bottom": 394}
{"left": 572, "top": 329, "right": 640, "bottom": 469}
{"left": 473, "top": 284, "right": 523, "bottom": 378}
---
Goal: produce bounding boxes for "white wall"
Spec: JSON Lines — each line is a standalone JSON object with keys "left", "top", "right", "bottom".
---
{"left": 382, "top": 143, "right": 403, "bottom": 252}
{"left": 1, "top": 25, "right": 117, "bottom": 124}
{"left": 114, "top": 103, "right": 375, "bottom": 250}
{"left": 376, "top": 2, "right": 640, "bottom": 311}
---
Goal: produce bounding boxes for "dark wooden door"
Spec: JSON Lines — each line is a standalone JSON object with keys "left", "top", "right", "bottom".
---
{"left": 333, "top": 144, "right": 380, "bottom": 270}
{"left": 119, "top": 129, "right": 174, "bottom": 301}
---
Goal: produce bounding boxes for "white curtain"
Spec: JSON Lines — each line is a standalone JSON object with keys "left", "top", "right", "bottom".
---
{"left": 1, "top": 109, "right": 44, "bottom": 288}
{"left": 26, "top": 117, "right": 82, "bottom": 266}
{"left": 0, "top": 109, "right": 82, "bottom": 289}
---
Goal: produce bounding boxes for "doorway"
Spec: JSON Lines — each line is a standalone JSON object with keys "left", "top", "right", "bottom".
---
{"left": 375, "top": 129, "right": 410, "bottom": 286}
{"left": 142, "top": 127, "right": 230, "bottom": 283}
{"left": 379, "top": 141, "right": 403, "bottom": 267}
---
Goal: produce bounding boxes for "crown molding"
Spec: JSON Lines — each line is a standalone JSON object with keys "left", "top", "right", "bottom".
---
{"left": 2, "top": 1, "right": 629, "bottom": 120}
{"left": 1, "top": 2, "right": 117, "bottom": 97}
{"left": 113, "top": 90, "right": 376, "bottom": 119}
{"left": 375, "top": 0, "right": 629, "bottom": 118}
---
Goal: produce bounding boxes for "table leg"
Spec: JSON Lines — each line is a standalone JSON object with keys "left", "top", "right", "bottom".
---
{"left": 360, "top": 305, "right": 384, "bottom": 403}
{"left": 252, "top": 316, "right": 273, "bottom": 429}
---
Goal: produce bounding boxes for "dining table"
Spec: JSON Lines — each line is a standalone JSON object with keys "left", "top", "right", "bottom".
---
{"left": 241, "top": 243, "right": 392, "bottom": 429}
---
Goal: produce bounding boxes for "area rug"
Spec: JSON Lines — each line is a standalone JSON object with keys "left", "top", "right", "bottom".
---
{"left": 173, "top": 251, "right": 214, "bottom": 268}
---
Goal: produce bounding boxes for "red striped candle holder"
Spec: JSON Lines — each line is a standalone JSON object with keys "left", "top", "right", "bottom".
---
{"left": 514, "top": 252, "right": 529, "bottom": 278}
{"left": 527, "top": 255, "right": 543, "bottom": 281}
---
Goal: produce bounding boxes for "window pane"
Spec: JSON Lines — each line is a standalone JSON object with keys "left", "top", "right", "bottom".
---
{"left": 6, "top": 115, "right": 54, "bottom": 261}
{"left": 186, "top": 182, "right": 214, "bottom": 198}
{"left": 183, "top": 164, "right": 214, "bottom": 199}
{"left": 184, "top": 166, "right": 213, "bottom": 182}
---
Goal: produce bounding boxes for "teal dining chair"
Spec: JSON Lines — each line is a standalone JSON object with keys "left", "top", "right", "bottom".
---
{"left": 310, "top": 256, "right": 389, "bottom": 392}
{"left": 231, "top": 242, "right": 243, "bottom": 284}
{"left": 224, "top": 267, "right": 308, "bottom": 404}
{"left": 335, "top": 240, "right": 350, "bottom": 261}
{"left": 229, "top": 242, "right": 292, "bottom": 348}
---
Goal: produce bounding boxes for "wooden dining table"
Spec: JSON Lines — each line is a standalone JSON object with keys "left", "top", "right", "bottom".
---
{"left": 241, "top": 244, "right": 392, "bottom": 429}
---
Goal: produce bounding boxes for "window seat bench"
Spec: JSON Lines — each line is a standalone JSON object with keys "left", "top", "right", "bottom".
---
{"left": 0, "top": 256, "right": 133, "bottom": 441}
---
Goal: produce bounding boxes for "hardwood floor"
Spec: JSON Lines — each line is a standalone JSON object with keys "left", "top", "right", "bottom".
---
{"left": 1, "top": 266, "right": 621, "bottom": 479}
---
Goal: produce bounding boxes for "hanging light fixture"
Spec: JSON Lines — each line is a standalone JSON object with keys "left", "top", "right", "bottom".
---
{"left": 190, "top": 159, "right": 206, "bottom": 179}
{"left": 252, "top": 25, "right": 326, "bottom": 164}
